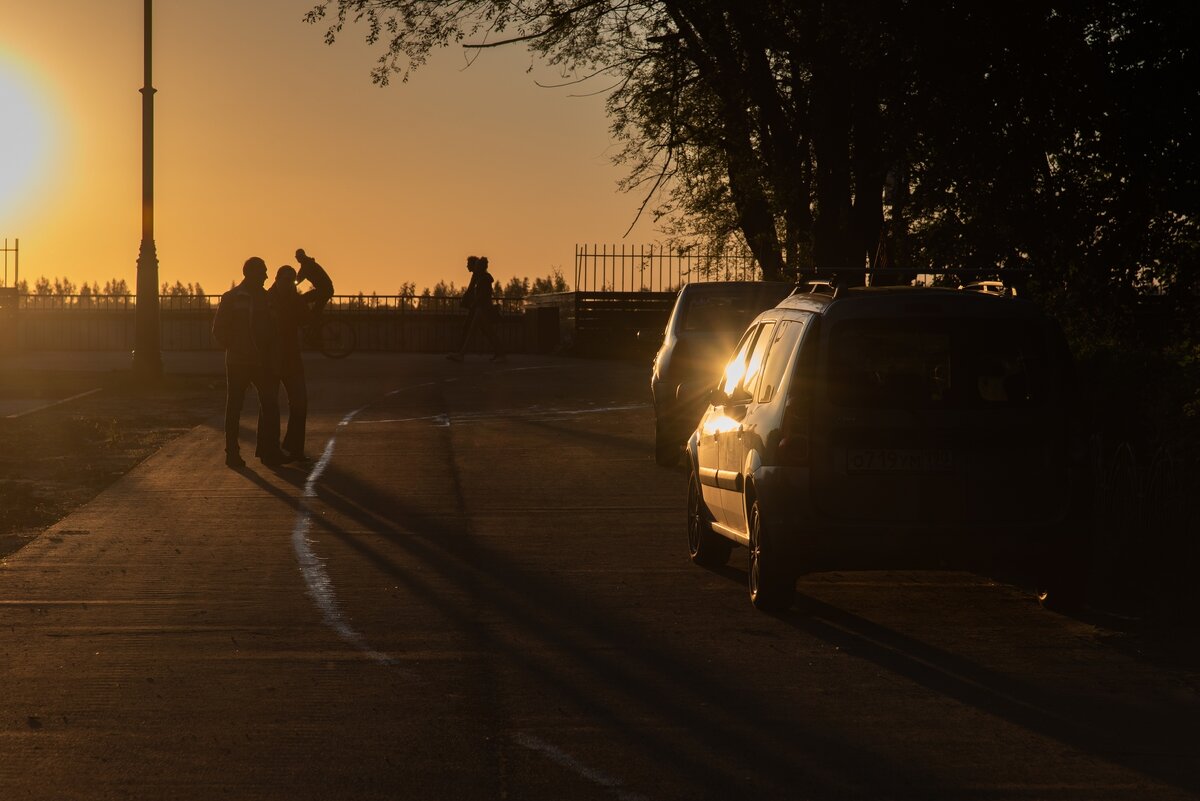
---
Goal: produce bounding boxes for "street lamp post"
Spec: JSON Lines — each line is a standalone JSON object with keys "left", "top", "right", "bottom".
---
{"left": 133, "top": 0, "right": 161, "bottom": 377}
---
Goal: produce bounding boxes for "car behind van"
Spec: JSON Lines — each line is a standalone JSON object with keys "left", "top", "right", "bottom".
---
{"left": 686, "top": 287, "right": 1087, "bottom": 610}
{"left": 651, "top": 281, "right": 794, "bottom": 465}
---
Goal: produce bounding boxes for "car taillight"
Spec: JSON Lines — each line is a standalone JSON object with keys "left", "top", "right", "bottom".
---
{"left": 776, "top": 396, "right": 809, "bottom": 466}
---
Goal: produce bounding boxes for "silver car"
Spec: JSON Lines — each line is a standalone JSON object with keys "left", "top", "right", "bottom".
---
{"left": 687, "top": 287, "right": 1086, "bottom": 611}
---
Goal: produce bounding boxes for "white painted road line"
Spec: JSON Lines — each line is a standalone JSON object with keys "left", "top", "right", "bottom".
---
{"left": 353, "top": 402, "right": 649, "bottom": 427}
{"left": 293, "top": 406, "right": 396, "bottom": 666}
{"left": 513, "top": 732, "right": 647, "bottom": 801}
{"left": 3, "top": 387, "right": 103, "bottom": 419}
{"left": 292, "top": 370, "right": 599, "bottom": 667}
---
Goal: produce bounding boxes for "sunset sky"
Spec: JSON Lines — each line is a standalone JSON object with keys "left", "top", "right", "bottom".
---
{"left": 1, "top": 1, "right": 648, "bottom": 295}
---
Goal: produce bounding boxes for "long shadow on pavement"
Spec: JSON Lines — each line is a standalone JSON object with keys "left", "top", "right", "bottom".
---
{"left": 301, "top": 460, "right": 959, "bottom": 800}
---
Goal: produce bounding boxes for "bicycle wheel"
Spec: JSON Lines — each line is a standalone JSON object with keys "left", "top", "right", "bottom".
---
{"left": 319, "top": 319, "right": 356, "bottom": 359}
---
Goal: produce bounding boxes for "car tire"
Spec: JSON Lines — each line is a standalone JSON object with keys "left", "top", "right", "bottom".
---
{"left": 748, "top": 498, "right": 795, "bottom": 612}
{"left": 1036, "top": 534, "right": 1091, "bottom": 613}
{"left": 688, "top": 470, "right": 731, "bottom": 567}
{"left": 655, "top": 420, "right": 681, "bottom": 467}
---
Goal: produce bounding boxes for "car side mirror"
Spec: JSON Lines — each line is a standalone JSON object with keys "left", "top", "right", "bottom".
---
{"left": 729, "top": 385, "right": 753, "bottom": 406}
{"left": 708, "top": 387, "right": 729, "bottom": 407}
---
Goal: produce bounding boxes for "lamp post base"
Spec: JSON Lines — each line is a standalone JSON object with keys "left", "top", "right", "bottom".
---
{"left": 133, "top": 238, "right": 162, "bottom": 378}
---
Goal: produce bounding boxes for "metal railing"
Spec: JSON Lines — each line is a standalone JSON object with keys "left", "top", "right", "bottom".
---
{"left": 574, "top": 244, "right": 761, "bottom": 293}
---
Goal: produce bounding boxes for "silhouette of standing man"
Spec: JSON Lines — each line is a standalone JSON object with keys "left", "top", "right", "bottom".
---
{"left": 448, "top": 255, "right": 505, "bottom": 362}
{"left": 212, "top": 257, "right": 284, "bottom": 468}
{"left": 268, "top": 265, "right": 309, "bottom": 461}
{"left": 295, "top": 248, "right": 334, "bottom": 346}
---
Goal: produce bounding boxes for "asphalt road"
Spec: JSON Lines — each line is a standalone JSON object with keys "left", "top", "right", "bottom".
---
{"left": 1, "top": 353, "right": 1198, "bottom": 800}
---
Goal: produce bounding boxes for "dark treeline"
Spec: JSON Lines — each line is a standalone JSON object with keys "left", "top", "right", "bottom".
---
{"left": 6, "top": 277, "right": 135, "bottom": 297}
{"left": 9, "top": 270, "right": 570, "bottom": 301}
{"left": 398, "top": 268, "right": 570, "bottom": 300}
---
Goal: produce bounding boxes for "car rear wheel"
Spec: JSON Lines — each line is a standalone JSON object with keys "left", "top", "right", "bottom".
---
{"left": 688, "top": 471, "right": 731, "bottom": 567}
{"left": 748, "top": 498, "right": 795, "bottom": 612}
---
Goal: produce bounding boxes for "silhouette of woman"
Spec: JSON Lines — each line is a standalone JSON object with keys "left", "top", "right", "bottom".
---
{"left": 268, "top": 265, "right": 309, "bottom": 460}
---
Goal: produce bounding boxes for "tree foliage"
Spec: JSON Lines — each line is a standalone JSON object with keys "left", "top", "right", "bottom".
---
{"left": 307, "top": 1, "right": 1198, "bottom": 305}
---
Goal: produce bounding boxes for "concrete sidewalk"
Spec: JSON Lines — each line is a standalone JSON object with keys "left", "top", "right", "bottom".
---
{"left": 0, "top": 354, "right": 675, "bottom": 799}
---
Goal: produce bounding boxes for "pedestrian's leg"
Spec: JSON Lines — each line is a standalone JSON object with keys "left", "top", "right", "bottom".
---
{"left": 484, "top": 307, "right": 505, "bottom": 360}
{"left": 448, "top": 308, "right": 478, "bottom": 361}
{"left": 224, "top": 364, "right": 251, "bottom": 466}
{"left": 280, "top": 367, "right": 308, "bottom": 458}
{"left": 253, "top": 372, "right": 283, "bottom": 463}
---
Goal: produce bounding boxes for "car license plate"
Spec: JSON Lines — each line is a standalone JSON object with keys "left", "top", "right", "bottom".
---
{"left": 846, "top": 448, "right": 954, "bottom": 473}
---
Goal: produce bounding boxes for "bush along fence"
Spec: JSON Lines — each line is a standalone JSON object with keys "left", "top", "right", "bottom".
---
{"left": 0, "top": 293, "right": 537, "bottom": 355}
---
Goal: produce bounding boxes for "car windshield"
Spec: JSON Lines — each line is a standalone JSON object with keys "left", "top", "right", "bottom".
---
{"left": 827, "top": 316, "right": 1055, "bottom": 409}
{"left": 679, "top": 286, "right": 789, "bottom": 332}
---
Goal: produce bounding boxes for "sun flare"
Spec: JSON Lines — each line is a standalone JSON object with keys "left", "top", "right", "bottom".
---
{"left": 0, "top": 54, "right": 55, "bottom": 221}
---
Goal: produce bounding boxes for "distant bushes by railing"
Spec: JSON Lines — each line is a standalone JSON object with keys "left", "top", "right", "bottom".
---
{"left": 11, "top": 293, "right": 527, "bottom": 314}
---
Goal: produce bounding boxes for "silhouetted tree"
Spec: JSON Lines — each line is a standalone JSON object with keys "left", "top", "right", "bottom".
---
{"left": 502, "top": 276, "right": 529, "bottom": 299}
{"left": 430, "top": 280, "right": 458, "bottom": 298}
{"left": 530, "top": 269, "right": 569, "bottom": 295}
{"left": 397, "top": 281, "right": 419, "bottom": 309}
{"left": 308, "top": 0, "right": 1198, "bottom": 300}
{"left": 102, "top": 279, "right": 130, "bottom": 296}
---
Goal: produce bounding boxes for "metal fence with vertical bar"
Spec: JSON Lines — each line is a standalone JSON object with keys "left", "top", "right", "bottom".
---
{"left": 573, "top": 244, "right": 760, "bottom": 292}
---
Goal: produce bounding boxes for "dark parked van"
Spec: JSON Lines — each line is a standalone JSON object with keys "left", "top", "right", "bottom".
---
{"left": 686, "top": 287, "right": 1087, "bottom": 610}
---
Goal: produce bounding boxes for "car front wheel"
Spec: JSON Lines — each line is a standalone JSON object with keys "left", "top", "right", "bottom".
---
{"left": 748, "top": 498, "right": 795, "bottom": 612}
{"left": 688, "top": 471, "right": 731, "bottom": 567}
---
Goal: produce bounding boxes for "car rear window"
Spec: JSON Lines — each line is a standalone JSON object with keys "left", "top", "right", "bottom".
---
{"left": 827, "top": 316, "right": 1057, "bottom": 409}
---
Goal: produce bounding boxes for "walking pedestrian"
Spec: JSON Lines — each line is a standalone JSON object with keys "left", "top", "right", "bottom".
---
{"left": 447, "top": 255, "right": 504, "bottom": 362}
{"left": 211, "top": 257, "right": 285, "bottom": 468}
{"left": 268, "top": 265, "right": 309, "bottom": 462}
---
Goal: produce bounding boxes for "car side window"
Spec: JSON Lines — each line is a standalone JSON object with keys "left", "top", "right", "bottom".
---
{"left": 757, "top": 318, "right": 806, "bottom": 404}
{"left": 719, "top": 326, "right": 761, "bottom": 397}
{"left": 742, "top": 322, "right": 777, "bottom": 398}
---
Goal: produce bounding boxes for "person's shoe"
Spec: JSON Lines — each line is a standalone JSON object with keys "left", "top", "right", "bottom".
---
{"left": 283, "top": 450, "right": 310, "bottom": 464}
{"left": 225, "top": 453, "right": 246, "bottom": 469}
{"left": 259, "top": 451, "right": 288, "bottom": 467}
{"left": 446, "top": 353, "right": 464, "bottom": 362}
